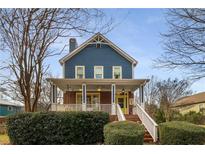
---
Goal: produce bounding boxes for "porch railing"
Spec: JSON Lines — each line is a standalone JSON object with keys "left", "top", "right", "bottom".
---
{"left": 133, "top": 103, "right": 158, "bottom": 142}
{"left": 50, "top": 103, "right": 115, "bottom": 115}
{"left": 116, "top": 104, "right": 126, "bottom": 121}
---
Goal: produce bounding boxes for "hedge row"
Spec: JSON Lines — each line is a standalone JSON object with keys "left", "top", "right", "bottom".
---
{"left": 159, "top": 121, "right": 205, "bottom": 145}
{"left": 104, "top": 121, "right": 144, "bottom": 145}
{"left": 7, "top": 111, "right": 109, "bottom": 145}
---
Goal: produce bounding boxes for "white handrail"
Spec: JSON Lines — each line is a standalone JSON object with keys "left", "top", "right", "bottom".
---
{"left": 133, "top": 103, "right": 158, "bottom": 142}
{"left": 116, "top": 104, "right": 126, "bottom": 121}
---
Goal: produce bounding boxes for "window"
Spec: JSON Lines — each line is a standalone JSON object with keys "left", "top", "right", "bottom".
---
{"left": 76, "top": 93, "right": 100, "bottom": 104}
{"left": 94, "top": 66, "right": 103, "bottom": 79}
{"left": 113, "top": 66, "right": 122, "bottom": 79}
{"left": 8, "top": 106, "right": 13, "bottom": 111}
{"left": 75, "top": 66, "right": 85, "bottom": 79}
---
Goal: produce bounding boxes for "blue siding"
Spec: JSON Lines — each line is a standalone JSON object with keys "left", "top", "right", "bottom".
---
{"left": 0, "top": 105, "right": 22, "bottom": 116}
{"left": 65, "top": 44, "right": 133, "bottom": 79}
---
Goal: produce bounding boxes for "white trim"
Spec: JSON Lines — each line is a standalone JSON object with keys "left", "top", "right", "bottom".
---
{"left": 132, "top": 63, "right": 135, "bottom": 79}
{"left": 59, "top": 33, "right": 138, "bottom": 65}
{"left": 82, "top": 84, "right": 87, "bottom": 111}
{"left": 111, "top": 84, "right": 116, "bottom": 115}
{"left": 94, "top": 66, "right": 104, "bottom": 79}
{"left": 112, "top": 66, "right": 122, "bottom": 79}
{"left": 62, "top": 63, "right": 65, "bottom": 78}
{"left": 75, "top": 66, "right": 85, "bottom": 79}
{"left": 82, "top": 84, "right": 87, "bottom": 104}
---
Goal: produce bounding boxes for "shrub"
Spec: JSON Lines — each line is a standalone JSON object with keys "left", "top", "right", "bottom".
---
{"left": 154, "top": 109, "right": 166, "bottom": 124}
{"left": 183, "top": 111, "right": 205, "bottom": 125}
{"left": 7, "top": 111, "right": 109, "bottom": 145}
{"left": 104, "top": 121, "right": 144, "bottom": 145}
{"left": 168, "top": 110, "right": 183, "bottom": 121}
{"left": 159, "top": 121, "right": 205, "bottom": 145}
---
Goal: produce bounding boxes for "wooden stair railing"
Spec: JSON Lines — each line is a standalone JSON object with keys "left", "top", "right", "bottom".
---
{"left": 133, "top": 104, "right": 158, "bottom": 142}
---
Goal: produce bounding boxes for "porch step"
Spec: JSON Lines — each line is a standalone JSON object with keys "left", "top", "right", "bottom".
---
{"left": 124, "top": 114, "right": 141, "bottom": 123}
{"left": 124, "top": 114, "right": 154, "bottom": 143}
{"left": 144, "top": 129, "right": 154, "bottom": 143}
{"left": 109, "top": 115, "right": 118, "bottom": 122}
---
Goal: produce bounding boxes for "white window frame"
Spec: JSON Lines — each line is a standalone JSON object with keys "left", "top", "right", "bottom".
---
{"left": 8, "top": 106, "right": 13, "bottom": 111}
{"left": 112, "top": 66, "right": 122, "bottom": 79}
{"left": 75, "top": 66, "right": 85, "bottom": 79}
{"left": 94, "top": 66, "right": 104, "bottom": 79}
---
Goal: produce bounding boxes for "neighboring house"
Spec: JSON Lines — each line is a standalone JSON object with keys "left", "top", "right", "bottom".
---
{"left": 0, "top": 91, "right": 23, "bottom": 116}
{"left": 47, "top": 33, "right": 149, "bottom": 114}
{"left": 172, "top": 92, "right": 205, "bottom": 115}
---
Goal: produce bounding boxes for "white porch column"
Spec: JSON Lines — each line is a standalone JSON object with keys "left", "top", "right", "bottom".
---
{"left": 82, "top": 84, "right": 87, "bottom": 111}
{"left": 111, "top": 84, "right": 116, "bottom": 115}
{"left": 50, "top": 83, "right": 57, "bottom": 111}
{"left": 51, "top": 83, "right": 57, "bottom": 104}
{"left": 139, "top": 85, "right": 145, "bottom": 109}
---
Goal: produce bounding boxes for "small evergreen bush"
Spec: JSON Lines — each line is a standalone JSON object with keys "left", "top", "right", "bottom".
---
{"left": 159, "top": 121, "right": 205, "bottom": 145}
{"left": 104, "top": 121, "right": 144, "bottom": 145}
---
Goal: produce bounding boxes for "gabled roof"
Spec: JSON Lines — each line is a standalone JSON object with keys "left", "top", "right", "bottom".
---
{"left": 0, "top": 99, "right": 24, "bottom": 107}
{"left": 59, "top": 33, "right": 138, "bottom": 65}
{"left": 172, "top": 92, "right": 205, "bottom": 107}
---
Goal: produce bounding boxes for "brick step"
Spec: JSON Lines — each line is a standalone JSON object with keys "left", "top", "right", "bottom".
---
{"left": 125, "top": 115, "right": 154, "bottom": 143}
{"left": 144, "top": 133, "right": 152, "bottom": 138}
{"left": 125, "top": 117, "right": 140, "bottom": 120}
{"left": 124, "top": 114, "right": 140, "bottom": 118}
{"left": 124, "top": 115, "right": 141, "bottom": 121}
{"left": 144, "top": 133, "right": 152, "bottom": 137}
{"left": 144, "top": 137, "right": 154, "bottom": 143}
{"left": 110, "top": 114, "right": 154, "bottom": 143}
{"left": 127, "top": 119, "right": 141, "bottom": 123}
{"left": 109, "top": 115, "right": 118, "bottom": 122}
{"left": 144, "top": 129, "right": 154, "bottom": 143}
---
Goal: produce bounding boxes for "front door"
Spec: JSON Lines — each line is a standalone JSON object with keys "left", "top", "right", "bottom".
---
{"left": 116, "top": 93, "right": 128, "bottom": 114}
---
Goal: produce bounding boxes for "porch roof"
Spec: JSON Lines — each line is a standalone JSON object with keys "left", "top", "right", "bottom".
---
{"left": 47, "top": 78, "right": 149, "bottom": 91}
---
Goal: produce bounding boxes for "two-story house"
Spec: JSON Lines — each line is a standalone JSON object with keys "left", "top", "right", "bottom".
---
{"left": 47, "top": 33, "right": 149, "bottom": 115}
{"left": 47, "top": 33, "right": 159, "bottom": 142}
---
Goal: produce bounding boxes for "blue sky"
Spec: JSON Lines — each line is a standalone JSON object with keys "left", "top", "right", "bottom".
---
{"left": 48, "top": 8, "right": 205, "bottom": 93}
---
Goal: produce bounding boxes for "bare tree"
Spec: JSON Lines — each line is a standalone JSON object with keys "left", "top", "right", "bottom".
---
{"left": 144, "top": 76, "right": 159, "bottom": 105}
{"left": 144, "top": 76, "right": 192, "bottom": 121}
{"left": 155, "top": 9, "right": 205, "bottom": 79}
{"left": 0, "top": 9, "right": 113, "bottom": 112}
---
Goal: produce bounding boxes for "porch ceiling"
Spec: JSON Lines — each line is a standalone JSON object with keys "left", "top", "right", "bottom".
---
{"left": 46, "top": 78, "right": 149, "bottom": 91}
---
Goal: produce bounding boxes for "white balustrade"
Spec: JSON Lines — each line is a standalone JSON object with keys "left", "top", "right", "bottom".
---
{"left": 133, "top": 103, "right": 158, "bottom": 142}
{"left": 50, "top": 103, "right": 114, "bottom": 115}
{"left": 116, "top": 104, "right": 126, "bottom": 121}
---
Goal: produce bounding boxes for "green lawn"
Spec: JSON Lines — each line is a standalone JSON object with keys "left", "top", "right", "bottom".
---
{"left": 0, "top": 134, "right": 10, "bottom": 145}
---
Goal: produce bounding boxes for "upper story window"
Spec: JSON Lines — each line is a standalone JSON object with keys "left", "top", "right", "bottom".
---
{"left": 94, "top": 66, "right": 104, "bottom": 79}
{"left": 113, "top": 66, "right": 122, "bottom": 79}
{"left": 75, "top": 66, "right": 85, "bottom": 79}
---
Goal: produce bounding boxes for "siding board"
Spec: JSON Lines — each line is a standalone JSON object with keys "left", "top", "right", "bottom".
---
{"left": 65, "top": 44, "right": 132, "bottom": 79}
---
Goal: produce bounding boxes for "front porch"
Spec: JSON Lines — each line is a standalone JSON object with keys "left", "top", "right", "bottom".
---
{"left": 47, "top": 78, "right": 148, "bottom": 115}
{"left": 47, "top": 78, "right": 158, "bottom": 142}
